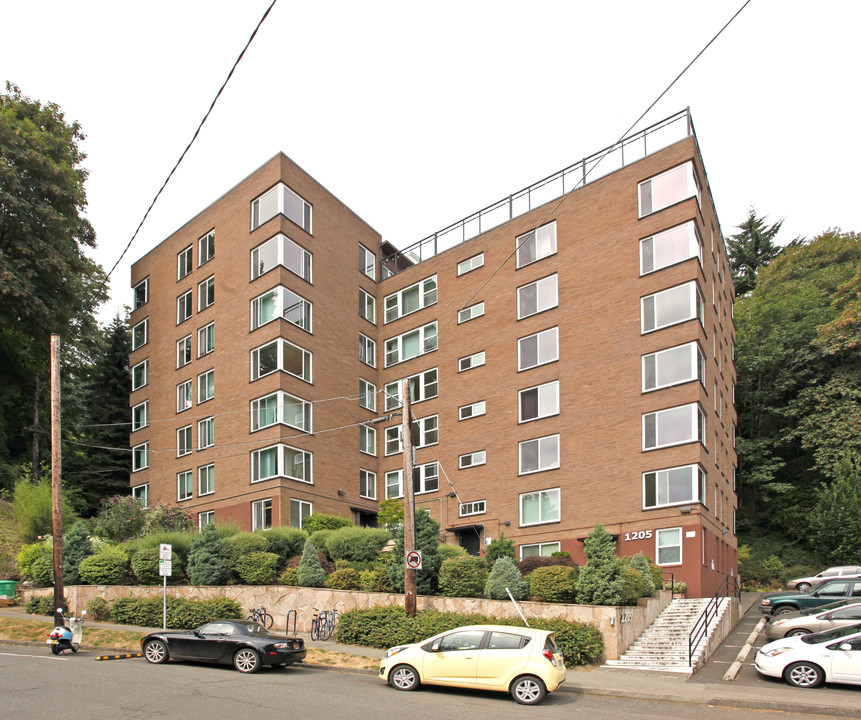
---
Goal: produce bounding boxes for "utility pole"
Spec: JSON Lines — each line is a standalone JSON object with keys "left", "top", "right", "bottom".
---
{"left": 50, "top": 335, "right": 64, "bottom": 627}
{"left": 401, "top": 378, "right": 417, "bottom": 617}
{"left": 32, "top": 373, "right": 40, "bottom": 482}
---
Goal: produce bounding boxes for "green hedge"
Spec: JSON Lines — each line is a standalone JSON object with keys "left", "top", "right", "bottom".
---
{"left": 336, "top": 605, "right": 604, "bottom": 667}
{"left": 78, "top": 546, "right": 130, "bottom": 585}
{"left": 234, "top": 551, "right": 280, "bottom": 584}
{"left": 528, "top": 565, "right": 577, "bottom": 603}
{"left": 109, "top": 595, "right": 242, "bottom": 629}
{"left": 26, "top": 595, "right": 67, "bottom": 615}
{"left": 438, "top": 556, "right": 488, "bottom": 597}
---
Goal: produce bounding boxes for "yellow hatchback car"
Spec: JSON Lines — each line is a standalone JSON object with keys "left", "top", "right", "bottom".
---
{"left": 378, "top": 625, "right": 566, "bottom": 705}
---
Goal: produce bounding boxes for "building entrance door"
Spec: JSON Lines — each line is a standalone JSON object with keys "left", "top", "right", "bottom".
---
{"left": 457, "top": 529, "right": 482, "bottom": 556}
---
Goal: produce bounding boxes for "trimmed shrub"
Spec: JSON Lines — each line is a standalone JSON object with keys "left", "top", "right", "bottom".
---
{"left": 618, "top": 565, "right": 644, "bottom": 605}
{"left": 326, "top": 526, "right": 390, "bottom": 562}
{"left": 335, "top": 559, "right": 377, "bottom": 573}
{"left": 131, "top": 547, "right": 184, "bottom": 585}
{"left": 516, "top": 555, "right": 578, "bottom": 577}
{"left": 124, "top": 531, "right": 194, "bottom": 566}
{"left": 86, "top": 596, "right": 110, "bottom": 621}
{"left": 26, "top": 594, "right": 66, "bottom": 615}
{"left": 528, "top": 565, "right": 577, "bottom": 603}
{"left": 286, "top": 551, "right": 334, "bottom": 575}
{"left": 30, "top": 553, "right": 54, "bottom": 587}
{"left": 325, "top": 567, "right": 361, "bottom": 590}
{"left": 437, "top": 543, "right": 468, "bottom": 561}
{"left": 16, "top": 540, "right": 52, "bottom": 585}
{"left": 628, "top": 552, "right": 656, "bottom": 597}
{"left": 262, "top": 527, "right": 307, "bottom": 566}
{"left": 78, "top": 546, "right": 129, "bottom": 585}
{"left": 62, "top": 521, "right": 94, "bottom": 585}
{"left": 359, "top": 566, "right": 393, "bottom": 592}
{"left": 309, "top": 530, "right": 333, "bottom": 555}
{"left": 279, "top": 567, "right": 299, "bottom": 585}
{"left": 485, "top": 556, "right": 527, "bottom": 600}
{"left": 220, "top": 532, "right": 269, "bottom": 572}
{"left": 234, "top": 551, "right": 280, "bottom": 584}
{"left": 110, "top": 595, "right": 241, "bottom": 629}
{"left": 576, "top": 524, "right": 629, "bottom": 605}
{"left": 301, "top": 513, "right": 353, "bottom": 533}
{"left": 486, "top": 532, "right": 515, "bottom": 563}
{"left": 438, "top": 556, "right": 488, "bottom": 597}
{"left": 187, "top": 523, "right": 230, "bottom": 586}
{"left": 297, "top": 540, "right": 326, "bottom": 587}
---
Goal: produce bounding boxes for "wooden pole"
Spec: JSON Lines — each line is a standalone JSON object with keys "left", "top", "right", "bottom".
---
{"left": 401, "top": 378, "right": 416, "bottom": 617}
{"left": 32, "top": 372, "right": 40, "bottom": 482}
{"left": 50, "top": 335, "right": 64, "bottom": 626}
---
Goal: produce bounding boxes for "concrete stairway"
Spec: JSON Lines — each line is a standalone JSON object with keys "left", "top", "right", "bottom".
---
{"left": 604, "top": 597, "right": 732, "bottom": 674}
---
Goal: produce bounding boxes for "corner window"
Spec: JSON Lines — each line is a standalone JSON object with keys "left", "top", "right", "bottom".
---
{"left": 517, "top": 274, "right": 558, "bottom": 319}
{"left": 198, "top": 276, "right": 214, "bottom": 311}
{"left": 457, "top": 301, "right": 485, "bottom": 324}
{"left": 251, "top": 443, "right": 312, "bottom": 483}
{"left": 457, "top": 253, "right": 484, "bottom": 276}
{"left": 251, "top": 286, "right": 311, "bottom": 332}
{"left": 459, "top": 500, "right": 486, "bottom": 516}
{"left": 359, "top": 379, "right": 376, "bottom": 412}
{"left": 132, "top": 318, "right": 148, "bottom": 350}
{"left": 520, "top": 541, "right": 561, "bottom": 558}
{"left": 385, "top": 462, "right": 439, "bottom": 499}
{"left": 177, "top": 471, "right": 193, "bottom": 501}
{"left": 132, "top": 359, "right": 148, "bottom": 391}
{"left": 359, "top": 244, "right": 376, "bottom": 280}
{"left": 641, "top": 281, "right": 703, "bottom": 334}
{"left": 639, "top": 162, "right": 700, "bottom": 218}
{"left": 177, "top": 290, "right": 193, "bottom": 324}
{"left": 290, "top": 499, "right": 312, "bottom": 528}
{"left": 359, "top": 334, "right": 376, "bottom": 368}
{"left": 177, "top": 246, "right": 193, "bottom": 280}
{"left": 198, "top": 323, "right": 214, "bottom": 357}
{"left": 518, "top": 380, "right": 560, "bottom": 423}
{"left": 642, "top": 403, "right": 705, "bottom": 451}
{"left": 360, "top": 469, "right": 376, "bottom": 500}
{"left": 458, "top": 351, "right": 485, "bottom": 372}
{"left": 640, "top": 221, "right": 702, "bottom": 275}
{"left": 458, "top": 451, "right": 486, "bottom": 469}
{"left": 177, "top": 335, "right": 192, "bottom": 368}
{"left": 132, "top": 443, "right": 149, "bottom": 472}
{"left": 251, "top": 337, "right": 312, "bottom": 382}
{"left": 458, "top": 401, "right": 486, "bottom": 420}
{"left": 656, "top": 527, "right": 682, "bottom": 565}
{"left": 132, "top": 483, "right": 149, "bottom": 507}
{"left": 642, "top": 342, "right": 704, "bottom": 392}
{"left": 516, "top": 222, "right": 557, "bottom": 269}
{"left": 197, "top": 369, "right": 214, "bottom": 404}
{"left": 384, "top": 276, "right": 437, "bottom": 323}
{"left": 643, "top": 464, "right": 705, "bottom": 509}
{"left": 198, "top": 416, "right": 214, "bottom": 450}
{"left": 252, "top": 498, "right": 272, "bottom": 531}
{"left": 251, "top": 183, "right": 312, "bottom": 233}
{"left": 384, "top": 415, "right": 438, "bottom": 455}
{"left": 359, "top": 289, "right": 376, "bottom": 324}
{"left": 177, "top": 425, "right": 192, "bottom": 457}
{"left": 198, "top": 230, "right": 215, "bottom": 266}
{"left": 133, "top": 278, "right": 149, "bottom": 309}
{"left": 131, "top": 401, "right": 148, "bottom": 432}
{"left": 251, "top": 233, "right": 311, "bottom": 282}
{"left": 384, "top": 322, "right": 437, "bottom": 367}
{"left": 520, "top": 487, "right": 560, "bottom": 526}
{"left": 383, "top": 368, "right": 438, "bottom": 411}
{"left": 251, "top": 390, "right": 312, "bottom": 433}
{"left": 519, "top": 434, "right": 560, "bottom": 475}
{"left": 359, "top": 425, "right": 376, "bottom": 456}
{"left": 177, "top": 380, "right": 193, "bottom": 413}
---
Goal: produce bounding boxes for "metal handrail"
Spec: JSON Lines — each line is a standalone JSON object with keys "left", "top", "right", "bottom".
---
{"left": 687, "top": 573, "right": 740, "bottom": 665}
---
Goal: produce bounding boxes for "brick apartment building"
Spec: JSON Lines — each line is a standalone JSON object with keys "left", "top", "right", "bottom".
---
{"left": 128, "top": 109, "right": 737, "bottom": 597}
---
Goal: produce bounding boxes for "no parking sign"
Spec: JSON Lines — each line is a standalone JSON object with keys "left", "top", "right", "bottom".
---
{"left": 406, "top": 550, "right": 423, "bottom": 570}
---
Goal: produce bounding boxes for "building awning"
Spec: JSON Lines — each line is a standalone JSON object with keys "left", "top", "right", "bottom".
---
{"left": 446, "top": 524, "right": 484, "bottom": 533}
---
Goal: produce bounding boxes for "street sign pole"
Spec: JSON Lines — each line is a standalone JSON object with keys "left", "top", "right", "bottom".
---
{"left": 159, "top": 544, "right": 172, "bottom": 630}
{"left": 401, "top": 378, "right": 417, "bottom": 617}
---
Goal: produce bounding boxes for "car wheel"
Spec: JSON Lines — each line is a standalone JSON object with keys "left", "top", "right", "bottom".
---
{"left": 796, "top": 583, "right": 811, "bottom": 593}
{"left": 785, "top": 628, "right": 812, "bottom": 637}
{"left": 773, "top": 606, "right": 796, "bottom": 616}
{"left": 233, "top": 648, "right": 261, "bottom": 673}
{"left": 784, "top": 661, "right": 824, "bottom": 688}
{"left": 510, "top": 675, "right": 547, "bottom": 705}
{"left": 389, "top": 664, "right": 420, "bottom": 691}
{"left": 143, "top": 640, "right": 169, "bottom": 664}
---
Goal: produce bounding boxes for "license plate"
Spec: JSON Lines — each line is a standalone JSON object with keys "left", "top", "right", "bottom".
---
{"left": 48, "top": 639, "right": 57, "bottom": 645}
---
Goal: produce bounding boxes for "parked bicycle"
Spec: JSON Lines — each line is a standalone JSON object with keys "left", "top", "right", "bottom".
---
{"left": 309, "top": 604, "right": 342, "bottom": 641}
{"left": 247, "top": 605, "right": 273, "bottom": 629}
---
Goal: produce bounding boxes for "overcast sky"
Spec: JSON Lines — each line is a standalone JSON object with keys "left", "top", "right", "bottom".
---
{"left": 3, "top": 1, "right": 859, "bottom": 323}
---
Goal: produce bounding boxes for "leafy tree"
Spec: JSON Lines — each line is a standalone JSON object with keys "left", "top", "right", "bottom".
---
{"left": 484, "top": 556, "right": 527, "bottom": 600}
{"left": 486, "top": 532, "right": 515, "bottom": 563}
{"left": 297, "top": 539, "right": 326, "bottom": 587}
{"left": 377, "top": 497, "right": 403, "bottom": 530}
{"left": 186, "top": 523, "right": 230, "bottom": 585}
{"left": 142, "top": 503, "right": 193, "bottom": 535}
{"left": 62, "top": 520, "right": 94, "bottom": 585}
{"left": 388, "top": 508, "right": 442, "bottom": 595}
{"left": 575, "top": 524, "right": 627, "bottom": 605}
{"left": 12, "top": 473, "right": 77, "bottom": 542}
{"left": 727, "top": 208, "right": 784, "bottom": 295}
{"left": 808, "top": 459, "right": 861, "bottom": 564}
{"left": 92, "top": 496, "right": 147, "bottom": 541}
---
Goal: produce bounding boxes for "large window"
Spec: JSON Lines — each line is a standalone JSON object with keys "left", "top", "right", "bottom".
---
{"left": 643, "top": 464, "right": 705, "bottom": 509}
{"left": 520, "top": 487, "right": 560, "bottom": 526}
{"left": 177, "top": 425, "right": 192, "bottom": 457}
{"left": 359, "top": 379, "right": 376, "bottom": 411}
{"left": 656, "top": 527, "right": 682, "bottom": 565}
{"left": 384, "top": 322, "right": 437, "bottom": 367}
{"left": 197, "top": 369, "right": 214, "bottom": 404}
{"left": 132, "top": 359, "right": 148, "bottom": 391}
{"left": 457, "top": 253, "right": 484, "bottom": 276}
{"left": 458, "top": 450, "right": 486, "bottom": 469}
{"left": 518, "top": 326, "right": 558, "bottom": 371}
{"left": 177, "top": 290, "right": 193, "bottom": 324}
{"left": 198, "top": 322, "right": 214, "bottom": 357}
{"left": 384, "top": 276, "right": 437, "bottom": 323}
{"left": 198, "top": 416, "right": 214, "bottom": 450}
{"left": 519, "top": 434, "right": 560, "bottom": 475}
{"left": 177, "top": 246, "right": 192, "bottom": 280}
{"left": 641, "top": 281, "right": 703, "bottom": 333}
{"left": 177, "top": 380, "right": 192, "bottom": 413}
{"left": 133, "top": 278, "right": 148, "bottom": 309}
{"left": 359, "top": 469, "right": 376, "bottom": 500}
{"left": 385, "top": 462, "right": 439, "bottom": 499}
{"left": 359, "top": 289, "right": 376, "bottom": 324}
{"left": 252, "top": 499, "right": 272, "bottom": 531}
{"left": 177, "top": 471, "right": 193, "bottom": 501}
{"left": 132, "top": 442, "right": 149, "bottom": 472}
{"left": 198, "top": 276, "right": 214, "bottom": 311}
{"left": 251, "top": 443, "right": 312, "bottom": 483}
{"left": 198, "top": 464, "right": 215, "bottom": 496}
{"left": 198, "top": 230, "right": 215, "bottom": 266}
{"left": 518, "top": 380, "right": 560, "bottom": 423}
{"left": 458, "top": 351, "right": 485, "bottom": 372}
{"left": 384, "top": 415, "right": 438, "bottom": 455}
{"left": 132, "top": 483, "right": 149, "bottom": 508}
{"left": 383, "top": 368, "right": 438, "bottom": 411}
{"left": 359, "top": 425, "right": 376, "bottom": 456}
{"left": 177, "top": 335, "right": 192, "bottom": 368}
{"left": 640, "top": 221, "right": 702, "bottom": 275}
{"left": 251, "top": 391, "right": 312, "bottom": 433}
{"left": 517, "top": 274, "right": 558, "bottom": 319}
{"left": 251, "top": 286, "right": 311, "bottom": 332}
{"left": 642, "top": 342, "right": 704, "bottom": 392}
{"left": 251, "top": 233, "right": 312, "bottom": 282}
{"left": 642, "top": 403, "right": 705, "bottom": 451}
{"left": 359, "top": 334, "right": 376, "bottom": 368}
{"left": 520, "top": 541, "right": 561, "bottom": 558}
{"left": 359, "top": 245, "right": 376, "bottom": 280}
{"left": 251, "top": 337, "right": 311, "bottom": 382}
{"left": 458, "top": 301, "right": 485, "bottom": 324}
{"left": 251, "top": 183, "right": 312, "bottom": 233}
{"left": 132, "top": 401, "right": 148, "bottom": 432}
{"left": 291, "top": 499, "right": 312, "bottom": 528}
{"left": 516, "top": 222, "right": 557, "bottom": 269}
{"left": 132, "top": 318, "right": 148, "bottom": 350}
{"left": 639, "top": 161, "right": 700, "bottom": 217}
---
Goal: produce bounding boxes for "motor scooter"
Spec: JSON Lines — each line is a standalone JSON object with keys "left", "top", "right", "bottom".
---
{"left": 46, "top": 609, "right": 86, "bottom": 655}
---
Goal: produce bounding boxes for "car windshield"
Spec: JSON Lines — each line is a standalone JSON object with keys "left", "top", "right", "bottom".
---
{"left": 801, "top": 623, "right": 861, "bottom": 645}
{"left": 233, "top": 621, "right": 268, "bottom": 635}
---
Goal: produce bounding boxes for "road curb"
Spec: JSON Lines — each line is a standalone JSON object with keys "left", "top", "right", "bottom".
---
{"left": 722, "top": 617, "right": 766, "bottom": 681}
{"left": 94, "top": 652, "right": 143, "bottom": 661}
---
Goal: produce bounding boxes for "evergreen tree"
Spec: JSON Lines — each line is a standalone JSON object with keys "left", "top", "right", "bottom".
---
{"left": 187, "top": 523, "right": 230, "bottom": 585}
{"left": 727, "top": 207, "right": 783, "bottom": 295}
{"left": 388, "top": 508, "right": 442, "bottom": 595}
{"left": 575, "top": 524, "right": 627, "bottom": 605}
{"left": 628, "top": 552, "right": 656, "bottom": 597}
{"left": 484, "top": 556, "right": 527, "bottom": 600}
{"left": 297, "top": 539, "right": 325, "bottom": 587}
{"left": 62, "top": 520, "right": 94, "bottom": 585}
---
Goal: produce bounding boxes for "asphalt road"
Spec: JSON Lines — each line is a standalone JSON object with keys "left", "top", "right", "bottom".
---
{"left": 0, "top": 645, "right": 844, "bottom": 720}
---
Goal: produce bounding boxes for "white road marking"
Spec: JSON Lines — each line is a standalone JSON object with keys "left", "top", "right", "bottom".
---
{"left": 0, "top": 651, "right": 67, "bottom": 660}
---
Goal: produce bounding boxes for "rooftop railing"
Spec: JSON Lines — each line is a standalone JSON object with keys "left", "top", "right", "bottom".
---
{"left": 381, "top": 108, "right": 694, "bottom": 278}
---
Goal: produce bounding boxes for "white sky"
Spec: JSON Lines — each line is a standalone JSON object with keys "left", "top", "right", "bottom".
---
{"left": 3, "top": 0, "right": 859, "bottom": 323}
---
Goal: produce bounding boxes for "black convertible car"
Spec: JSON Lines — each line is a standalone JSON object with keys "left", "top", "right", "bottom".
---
{"left": 141, "top": 620, "right": 306, "bottom": 673}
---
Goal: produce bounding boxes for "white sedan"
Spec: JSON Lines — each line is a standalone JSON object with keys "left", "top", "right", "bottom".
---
{"left": 755, "top": 623, "right": 861, "bottom": 688}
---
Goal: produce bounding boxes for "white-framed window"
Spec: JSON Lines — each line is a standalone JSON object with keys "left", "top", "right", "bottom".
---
{"left": 252, "top": 498, "right": 272, "bottom": 531}
{"left": 459, "top": 500, "right": 486, "bottom": 517}
{"left": 641, "top": 281, "right": 703, "bottom": 334}
{"left": 520, "top": 541, "right": 561, "bottom": 558}
{"left": 198, "top": 276, "right": 214, "bottom": 311}
{"left": 656, "top": 527, "right": 683, "bottom": 565}
{"left": 459, "top": 401, "right": 486, "bottom": 420}
{"left": 251, "top": 183, "right": 312, "bottom": 233}
{"left": 518, "top": 380, "right": 560, "bottom": 423}
{"left": 251, "top": 233, "right": 312, "bottom": 282}
{"left": 457, "top": 253, "right": 484, "bottom": 276}
{"left": 459, "top": 450, "right": 486, "bottom": 469}
{"left": 518, "top": 326, "right": 558, "bottom": 371}
{"left": 384, "top": 276, "right": 438, "bottom": 323}
{"left": 359, "top": 379, "right": 376, "bottom": 412}
{"left": 643, "top": 464, "right": 705, "bottom": 509}
{"left": 197, "top": 369, "right": 214, "bottom": 404}
{"left": 642, "top": 403, "right": 705, "bottom": 451}
{"left": 198, "top": 464, "right": 215, "bottom": 496}
{"left": 251, "top": 390, "right": 312, "bottom": 433}
{"left": 251, "top": 443, "right": 312, "bottom": 483}
{"left": 517, "top": 274, "right": 558, "bottom": 319}
{"left": 290, "top": 498, "right": 312, "bottom": 528}
{"left": 359, "top": 244, "right": 376, "bottom": 280}
{"left": 251, "top": 286, "right": 311, "bottom": 332}
{"left": 359, "top": 425, "right": 376, "bottom": 456}
{"left": 133, "top": 278, "right": 148, "bottom": 309}
{"left": 520, "top": 487, "right": 560, "bottom": 526}
{"left": 177, "top": 380, "right": 192, "bottom": 413}
{"left": 642, "top": 342, "right": 704, "bottom": 392}
{"left": 359, "top": 469, "right": 376, "bottom": 500}
{"left": 640, "top": 221, "right": 702, "bottom": 275}
{"left": 178, "top": 470, "right": 193, "bottom": 501}
{"left": 383, "top": 368, "right": 438, "bottom": 411}
{"left": 132, "top": 483, "right": 149, "bottom": 508}
{"left": 519, "top": 434, "right": 560, "bottom": 475}
{"left": 131, "top": 401, "right": 148, "bottom": 432}
{"left": 198, "top": 323, "right": 214, "bottom": 357}
{"left": 198, "top": 230, "right": 214, "bottom": 266}
{"left": 385, "top": 462, "right": 439, "bottom": 499}
{"left": 177, "top": 290, "right": 193, "bottom": 324}
{"left": 177, "top": 246, "right": 193, "bottom": 280}
{"left": 359, "top": 334, "right": 376, "bottom": 368}
{"left": 177, "top": 425, "right": 192, "bottom": 457}
{"left": 384, "top": 321, "right": 437, "bottom": 367}
{"left": 639, "top": 161, "right": 700, "bottom": 217}
{"left": 198, "top": 416, "right": 214, "bottom": 450}
{"left": 384, "top": 415, "right": 439, "bottom": 455}
{"left": 132, "top": 442, "right": 149, "bottom": 472}
{"left": 251, "top": 337, "right": 312, "bottom": 382}
{"left": 198, "top": 510, "right": 214, "bottom": 529}
{"left": 177, "top": 335, "right": 192, "bottom": 368}
{"left": 516, "top": 222, "right": 557, "bottom": 269}
{"left": 359, "top": 288, "right": 376, "bottom": 324}
{"left": 132, "top": 359, "right": 148, "bottom": 391}
{"left": 458, "top": 301, "right": 485, "bottom": 324}
{"left": 132, "top": 318, "right": 148, "bottom": 350}
{"left": 458, "top": 351, "right": 485, "bottom": 372}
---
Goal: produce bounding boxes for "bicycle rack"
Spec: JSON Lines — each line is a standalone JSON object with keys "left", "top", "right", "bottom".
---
{"left": 284, "top": 609, "right": 297, "bottom": 636}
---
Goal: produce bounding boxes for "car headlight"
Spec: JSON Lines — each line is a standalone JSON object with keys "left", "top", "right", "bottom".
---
{"left": 385, "top": 646, "right": 409, "bottom": 659}
{"left": 761, "top": 599, "right": 771, "bottom": 605}
{"left": 761, "top": 646, "right": 793, "bottom": 657}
